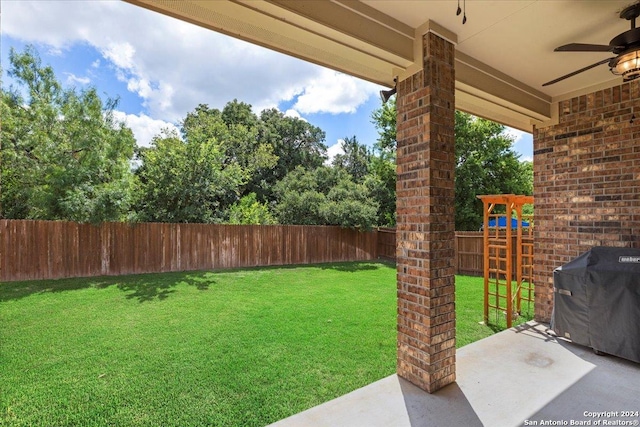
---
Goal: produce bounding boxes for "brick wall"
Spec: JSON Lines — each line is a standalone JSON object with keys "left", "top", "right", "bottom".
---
{"left": 395, "top": 31, "right": 456, "bottom": 393}
{"left": 533, "top": 80, "right": 640, "bottom": 322}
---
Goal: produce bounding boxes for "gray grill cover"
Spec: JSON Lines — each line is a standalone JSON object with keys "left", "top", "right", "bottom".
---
{"left": 552, "top": 246, "right": 640, "bottom": 363}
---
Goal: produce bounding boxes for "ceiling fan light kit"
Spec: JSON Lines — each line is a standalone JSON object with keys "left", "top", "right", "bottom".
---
{"left": 543, "top": 2, "right": 640, "bottom": 86}
{"left": 611, "top": 49, "right": 640, "bottom": 80}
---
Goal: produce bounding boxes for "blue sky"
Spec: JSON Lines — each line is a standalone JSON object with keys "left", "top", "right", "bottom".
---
{"left": 1, "top": 0, "right": 532, "bottom": 161}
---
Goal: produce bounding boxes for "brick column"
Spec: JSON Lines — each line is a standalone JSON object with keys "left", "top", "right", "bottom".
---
{"left": 396, "top": 31, "right": 456, "bottom": 393}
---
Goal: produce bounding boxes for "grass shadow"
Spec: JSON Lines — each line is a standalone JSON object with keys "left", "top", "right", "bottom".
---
{"left": 0, "top": 261, "right": 395, "bottom": 303}
{"left": 116, "top": 280, "right": 177, "bottom": 302}
{"left": 107, "top": 272, "right": 215, "bottom": 302}
{"left": 184, "top": 272, "right": 215, "bottom": 291}
{"left": 318, "top": 260, "right": 393, "bottom": 272}
{"left": 0, "top": 277, "right": 114, "bottom": 303}
{"left": 0, "top": 271, "right": 214, "bottom": 303}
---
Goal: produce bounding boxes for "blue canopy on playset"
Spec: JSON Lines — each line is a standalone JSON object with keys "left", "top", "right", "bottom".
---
{"left": 487, "top": 217, "right": 530, "bottom": 228}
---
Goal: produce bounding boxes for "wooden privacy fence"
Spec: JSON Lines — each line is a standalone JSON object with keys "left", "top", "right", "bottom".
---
{"left": 1, "top": 221, "right": 498, "bottom": 282}
{"left": 0, "top": 220, "right": 377, "bottom": 282}
{"left": 455, "top": 231, "right": 485, "bottom": 276}
{"left": 377, "top": 229, "right": 500, "bottom": 277}
{"left": 457, "top": 232, "right": 528, "bottom": 278}
{"left": 376, "top": 227, "right": 396, "bottom": 260}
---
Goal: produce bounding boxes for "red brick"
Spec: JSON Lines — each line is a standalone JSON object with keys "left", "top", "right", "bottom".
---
{"left": 396, "top": 32, "right": 456, "bottom": 393}
{"left": 534, "top": 79, "right": 640, "bottom": 322}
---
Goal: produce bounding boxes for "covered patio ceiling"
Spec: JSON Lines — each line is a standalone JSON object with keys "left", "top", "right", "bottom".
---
{"left": 125, "top": 0, "right": 636, "bottom": 132}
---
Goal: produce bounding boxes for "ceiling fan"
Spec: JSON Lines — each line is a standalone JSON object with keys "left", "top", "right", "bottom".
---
{"left": 543, "top": 3, "right": 640, "bottom": 87}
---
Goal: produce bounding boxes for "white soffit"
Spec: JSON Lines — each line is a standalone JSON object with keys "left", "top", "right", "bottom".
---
{"left": 125, "top": 0, "right": 637, "bottom": 130}
{"left": 126, "top": 0, "right": 413, "bottom": 85}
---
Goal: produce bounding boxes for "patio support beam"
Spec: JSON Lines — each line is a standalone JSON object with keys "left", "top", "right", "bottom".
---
{"left": 396, "top": 29, "right": 456, "bottom": 393}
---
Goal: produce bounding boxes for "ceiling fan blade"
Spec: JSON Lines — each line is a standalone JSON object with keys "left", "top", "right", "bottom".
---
{"left": 542, "top": 57, "right": 614, "bottom": 87}
{"left": 554, "top": 43, "right": 614, "bottom": 52}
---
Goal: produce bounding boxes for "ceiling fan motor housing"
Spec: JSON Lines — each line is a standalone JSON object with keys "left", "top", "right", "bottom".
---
{"left": 609, "top": 5, "right": 640, "bottom": 81}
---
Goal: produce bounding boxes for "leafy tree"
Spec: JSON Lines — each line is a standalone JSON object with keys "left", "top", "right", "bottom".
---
{"left": 182, "top": 102, "right": 276, "bottom": 195}
{"left": 365, "top": 156, "right": 396, "bottom": 227}
{"left": 221, "top": 99, "right": 259, "bottom": 128}
{"left": 255, "top": 108, "right": 327, "bottom": 200}
{"left": 272, "top": 166, "right": 326, "bottom": 225}
{"left": 367, "top": 98, "right": 398, "bottom": 226}
{"left": 134, "top": 128, "right": 245, "bottom": 223}
{"left": 136, "top": 101, "right": 331, "bottom": 224}
{"left": 228, "top": 193, "right": 276, "bottom": 225}
{"left": 332, "top": 135, "right": 371, "bottom": 183}
{"left": 273, "top": 166, "right": 378, "bottom": 230}
{"left": 454, "top": 111, "right": 532, "bottom": 230}
{"left": 1, "top": 46, "right": 135, "bottom": 222}
{"left": 322, "top": 178, "right": 378, "bottom": 229}
{"left": 370, "top": 97, "right": 396, "bottom": 159}
{"left": 134, "top": 101, "right": 283, "bottom": 224}
{"left": 370, "top": 102, "right": 533, "bottom": 230}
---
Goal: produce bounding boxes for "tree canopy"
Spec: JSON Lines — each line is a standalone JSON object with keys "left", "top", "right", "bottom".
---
{"left": 1, "top": 46, "right": 136, "bottom": 222}
{"left": 1, "top": 45, "right": 532, "bottom": 231}
{"left": 332, "top": 136, "right": 371, "bottom": 183}
{"left": 133, "top": 128, "right": 246, "bottom": 223}
{"left": 369, "top": 102, "right": 532, "bottom": 230}
{"left": 454, "top": 112, "right": 532, "bottom": 230}
{"left": 133, "top": 101, "right": 331, "bottom": 224}
{"left": 253, "top": 108, "right": 327, "bottom": 201}
{"left": 273, "top": 166, "right": 379, "bottom": 230}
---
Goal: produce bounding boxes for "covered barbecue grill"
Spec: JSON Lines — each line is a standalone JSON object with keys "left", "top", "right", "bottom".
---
{"left": 552, "top": 246, "right": 640, "bottom": 363}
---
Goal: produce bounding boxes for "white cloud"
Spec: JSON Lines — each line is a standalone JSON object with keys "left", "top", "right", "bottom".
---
{"left": 293, "top": 69, "right": 379, "bottom": 115}
{"left": 112, "top": 111, "right": 179, "bottom": 148}
{"left": 101, "top": 42, "right": 136, "bottom": 70}
{"left": 1, "top": 1, "right": 379, "bottom": 123}
{"left": 283, "top": 109, "right": 310, "bottom": 123}
{"left": 46, "top": 46, "right": 64, "bottom": 57}
{"left": 64, "top": 72, "right": 90, "bottom": 86}
{"left": 284, "top": 109, "right": 302, "bottom": 119}
{"left": 325, "top": 139, "right": 345, "bottom": 165}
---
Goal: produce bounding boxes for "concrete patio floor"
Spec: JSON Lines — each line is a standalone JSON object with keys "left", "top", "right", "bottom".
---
{"left": 269, "top": 322, "right": 640, "bottom": 427}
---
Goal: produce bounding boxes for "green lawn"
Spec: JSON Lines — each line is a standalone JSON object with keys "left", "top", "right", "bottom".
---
{"left": 456, "top": 275, "right": 534, "bottom": 346}
{"left": 1, "top": 261, "right": 529, "bottom": 427}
